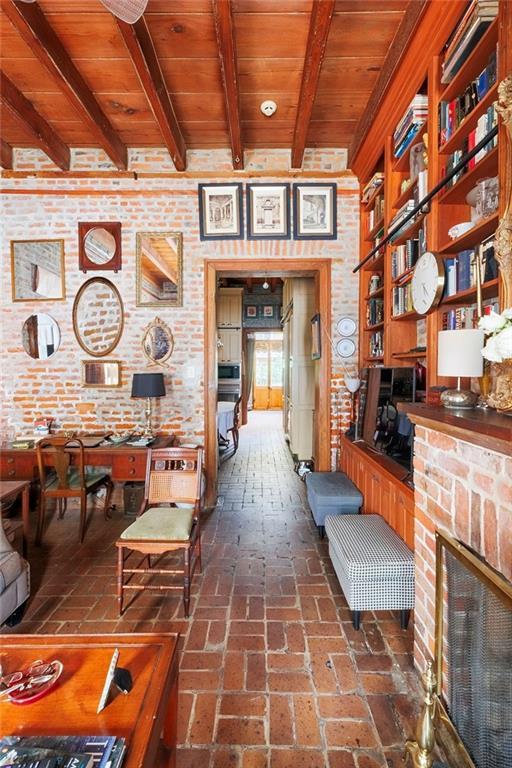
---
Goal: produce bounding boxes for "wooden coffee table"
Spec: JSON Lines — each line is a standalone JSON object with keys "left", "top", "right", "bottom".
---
{"left": 0, "top": 633, "right": 180, "bottom": 768}
{"left": 0, "top": 479, "right": 30, "bottom": 555}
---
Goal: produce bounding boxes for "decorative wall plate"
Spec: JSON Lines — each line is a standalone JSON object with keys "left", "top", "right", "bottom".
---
{"left": 336, "top": 338, "right": 356, "bottom": 358}
{"left": 336, "top": 317, "right": 356, "bottom": 337}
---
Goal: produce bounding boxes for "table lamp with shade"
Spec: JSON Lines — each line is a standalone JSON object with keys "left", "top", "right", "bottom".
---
{"left": 131, "top": 372, "right": 166, "bottom": 437}
{"left": 437, "top": 329, "right": 484, "bottom": 409}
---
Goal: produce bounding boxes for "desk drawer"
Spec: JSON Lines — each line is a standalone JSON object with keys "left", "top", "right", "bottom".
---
{"left": 112, "top": 453, "right": 147, "bottom": 480}
{"left": 1, "top": 453, "right": 35, "bottom": 480}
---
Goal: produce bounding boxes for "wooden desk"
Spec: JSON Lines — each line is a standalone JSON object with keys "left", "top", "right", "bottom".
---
{"left": 0, "top": 479, "right": 30, "bottom": 555}
{"left": 0, "top": 633, "right": 179, "bottom": 768}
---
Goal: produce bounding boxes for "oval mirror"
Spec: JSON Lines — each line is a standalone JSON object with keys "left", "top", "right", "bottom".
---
{"left": 22, "top": 313, "right": 61, "bottom": 359}
{"left": 84, "top": 227, "right": 117, "bottom": 265}
{"left": 141, "top": 317, "right": 174, "bottom": 367}
{"left": 73, "top": 277, "right": 124, "bottom": 357}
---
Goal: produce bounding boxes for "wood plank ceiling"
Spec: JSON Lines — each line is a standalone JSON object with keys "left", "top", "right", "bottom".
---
{"left": 0, "top": 0, "right": 411, "bottom": 170}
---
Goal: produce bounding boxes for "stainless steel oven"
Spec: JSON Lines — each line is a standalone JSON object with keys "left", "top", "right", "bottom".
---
{"left": 218, "top": 363, "right": 241, "bottom": 402}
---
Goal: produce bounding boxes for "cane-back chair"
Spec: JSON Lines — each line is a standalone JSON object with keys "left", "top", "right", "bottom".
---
{"left": 227, "top": 395, "right": 242, "bottom": 453}
{"left": 36, "top": 437, "right": 114, "bottom": 545}
{"left": 116, "top": 446, "right": 203, "bottom": 618}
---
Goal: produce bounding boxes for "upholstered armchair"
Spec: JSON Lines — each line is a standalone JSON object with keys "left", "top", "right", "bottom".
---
{"left": 0, "top": 516, "right": 30, "bottom": 626}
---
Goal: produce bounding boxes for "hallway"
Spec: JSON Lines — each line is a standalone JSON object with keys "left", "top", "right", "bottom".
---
{"left": 4, "top": 411, "right": 420, "bottom": 767}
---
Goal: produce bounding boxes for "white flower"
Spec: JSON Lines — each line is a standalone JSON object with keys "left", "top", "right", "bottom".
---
{"left": 478, "top": 310, "right": 507, "bottom": 333}
{"left": 482, "top": 335, "right": 502, "bottom": 362}
{"left": 502, "top": 308, "right": 512, "bottom": 321}
{"left": 495, "top": 326, "right": 512, "bottom": 361}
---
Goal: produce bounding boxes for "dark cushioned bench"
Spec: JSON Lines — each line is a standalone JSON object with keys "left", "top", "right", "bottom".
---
{"left": 305, "top": 471, "right": 363, "bottom": 537}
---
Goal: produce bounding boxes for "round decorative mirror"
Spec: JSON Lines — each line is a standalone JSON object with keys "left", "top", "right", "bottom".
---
{"left": 22, "top": 313, "right": 61, "bottom": 359}
{"left": 141, "top": 317, "right": 174, "bottom": 367}
{"left": 73, "top": 277, "right": 124, "bottom": 357}
{"left": 84, "top": 227, "right": 117, "bottom": 265}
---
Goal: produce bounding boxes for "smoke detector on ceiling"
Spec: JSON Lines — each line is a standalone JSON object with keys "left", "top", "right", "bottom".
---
{"left": 260, "top": 100, "right": 277, "bottom": 117}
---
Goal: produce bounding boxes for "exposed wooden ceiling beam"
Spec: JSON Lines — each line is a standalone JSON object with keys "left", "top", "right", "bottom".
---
{"left": 1, "top": 138, "right": 13, "bottom": 169}
{"left": 212, "top": 0, "right": 243, "bottom": 170}
{"left": 116, "top": 17, "right": 187, "bottom": 172}
{"left": 3, "top": 0, "right": 127, "bottom": 170}
{"left": 291, "top": 0, "right": 335, "bottom": 169}
{"left": 349, "top": 0, "right": 428, "bottom": 168}
{"left": 0, "top": 71, "right": 70, "bottom": 170}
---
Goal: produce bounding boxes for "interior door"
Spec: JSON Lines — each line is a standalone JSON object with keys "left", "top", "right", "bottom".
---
{"left": 253, "top": 339, "right": 283, "bottom": 410}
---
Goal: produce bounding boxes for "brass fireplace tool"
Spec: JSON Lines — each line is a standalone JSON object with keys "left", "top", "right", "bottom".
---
{"left": 403, "top": 661, "right": 437, "bottom": 768}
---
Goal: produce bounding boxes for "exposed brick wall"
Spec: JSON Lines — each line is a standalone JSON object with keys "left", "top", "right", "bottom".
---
{"left": 1, "top": 148, "right": 359, "bottom": 461}
{"left": 412, "top": 424, "right": 512, "bottom": 671}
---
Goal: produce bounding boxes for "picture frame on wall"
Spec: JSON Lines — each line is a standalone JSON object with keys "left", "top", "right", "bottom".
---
{"left": 246, "top": 183, "right": 290, "bottom": 239}
{"left": 11, "top": 239, "right": 66, "bottom": 302}
{"left": 293, "top": 183, "right": 337, "bottom": 240}
{"left": 263, "top": 305, "right": 274, "bottom": 317}
{"left": 198, "top": 183, "right": 243, "bottom": 240}
{"left": 246, "top": 305, "right": 258, "bottom": 318}
{"left": 311, "top": 313, "right": 321, "bottom": 360}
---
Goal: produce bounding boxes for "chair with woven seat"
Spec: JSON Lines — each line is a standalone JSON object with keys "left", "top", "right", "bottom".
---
{"left": 36, "top": 437, "right": 114, "bottom": 545}
{"left": 116, "top": 446, "right": 203, "bottom": 618}
{"left": 227, "top": 395, "right": 242, "bottom": 453}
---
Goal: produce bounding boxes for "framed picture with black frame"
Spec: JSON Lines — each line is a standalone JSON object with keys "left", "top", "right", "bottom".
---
{"left": 293, "top": 183, "right": 337, "bottom": 240}
{"left": 246, "top": 183, "right": 290, "bottom": 239}
{"left": 198, "top": 183, "right": 243, "bottom": 240}
{"left": 311, "top": 313, "right": 321, "bottom": 360}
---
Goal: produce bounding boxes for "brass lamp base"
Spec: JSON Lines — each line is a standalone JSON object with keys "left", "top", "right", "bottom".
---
{"left": 440, "top": 389, "right": 478, "bottom": 409}
{"left": 142, "top": 396, "right": 154, "bottom": 438}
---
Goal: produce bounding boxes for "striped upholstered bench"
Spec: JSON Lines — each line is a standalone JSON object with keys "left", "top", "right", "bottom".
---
{"left": 325, "top": 513, "right": 414, "bottom": 630}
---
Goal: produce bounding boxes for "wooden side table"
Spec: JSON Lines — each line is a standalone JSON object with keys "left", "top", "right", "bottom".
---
{"left": 0, "top": 479, "right": 30, "bottom": 556}
{"left": 0, "top": 633, "right": 180, "bottom": 768}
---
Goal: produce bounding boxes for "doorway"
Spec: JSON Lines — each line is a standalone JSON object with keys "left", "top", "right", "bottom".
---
{"left": 205, "top": 258, "right": 331, "bottom": 507}
{"left": 253, "top": 332, "right": 283, "bottom": 411}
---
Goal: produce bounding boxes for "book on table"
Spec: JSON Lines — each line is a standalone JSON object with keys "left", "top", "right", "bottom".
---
{"left": 0, "top": 737, "right": 126, "bottom": 768}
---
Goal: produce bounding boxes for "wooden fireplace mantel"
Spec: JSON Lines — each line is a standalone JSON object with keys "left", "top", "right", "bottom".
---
{"left": 399, "top": 403, "right": 512, "bottom": 457}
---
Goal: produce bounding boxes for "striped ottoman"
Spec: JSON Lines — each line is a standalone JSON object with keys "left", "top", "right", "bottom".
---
{"left": 325, "top": 513, "right": 414, "bottom": 630}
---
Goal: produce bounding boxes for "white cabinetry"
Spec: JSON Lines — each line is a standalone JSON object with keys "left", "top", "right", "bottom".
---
{"left": 218, "top": 328, "right": 242, "bottom": 363}
{"left": 217, "top": 288, "right": 243, "bottom": 328}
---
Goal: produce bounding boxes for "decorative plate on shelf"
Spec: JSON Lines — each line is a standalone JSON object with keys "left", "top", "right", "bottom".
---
{"left": 336, "top": 338, "right": 356, "bottom": 358}
{"left": 336, "top": 317, "right": 356, "bottom": 337}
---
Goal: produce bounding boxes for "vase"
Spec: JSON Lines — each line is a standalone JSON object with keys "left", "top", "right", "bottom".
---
{"left": 488, "top": 359, "right": 512, "bottom": 414}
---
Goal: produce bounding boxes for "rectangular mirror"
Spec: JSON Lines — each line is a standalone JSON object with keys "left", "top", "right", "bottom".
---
{"left": 11, "top": 239, "right": 65, "bottom": 302}
{"left": 136, "top": 232, "right": 183, "bottom": 307}
{"left": 81, "top": 360, "right": 121, "bottom": 388}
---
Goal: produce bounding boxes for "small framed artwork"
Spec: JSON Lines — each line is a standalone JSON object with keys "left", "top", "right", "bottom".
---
{"left": 246, "top": 305, "right": 258, "bottom": 318}
{"left": 311, "top": 313, "right": 321, "bottom": 360}
{"left": 198, "top": 183, "right": 243, "bottom": 240}
{"left": 263, "top": 305, "right": 274, "bottom": 318}
{"left": 293, "top": 183, "right": 337, "bottom": 240}
{"left": 11, "top": 239, "right": 65, "bottom": 302}
{"left": 246, "top": 183, "right": 290, "bottom": 239}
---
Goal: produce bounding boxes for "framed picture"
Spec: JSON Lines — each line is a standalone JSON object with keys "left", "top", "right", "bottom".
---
{"left": 263, "top": 305, "right": 274, "bottom": 317}
{"left": 311, "top": 313, "right": 321, "bottom": 360}
{"left": 246, "top": 305, "right": 257, "bottom": 318}
{"left": 11, "top": 239, "right": 65, "bottom": 302}
{"left": 136, "top": 231, "right": 182, "bottom": 307}
{"left": 198, "top": 183, "right": 243, "bottom": 240}
{"left": 81, "top": 360, "right": 122, "bottom": 388}
{"left": 293, "top": 183, "right": 337, "bottom": 240}
{"left": 246, "top": 183, "right": 290, "bottom": 239}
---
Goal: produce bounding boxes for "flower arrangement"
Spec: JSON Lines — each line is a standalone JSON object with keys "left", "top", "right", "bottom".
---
{"left": 479, "top": 309, "right": 512, "bottom": 362}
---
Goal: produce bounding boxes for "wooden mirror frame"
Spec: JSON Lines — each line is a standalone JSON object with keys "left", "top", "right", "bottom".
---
{"left": 136, "top": 231, "right": 183, "bottom": 307}
{"left": 78, "top": 221, "right": 122, "bottom": 273}
{"left": 73, "top": 277, "right": 124, "bottom": 357}
{"left": 81, "top": 359, "right": 122, "bottom": 388}
{"left": 141, "top": 317, "right": 174, "bottom": 368}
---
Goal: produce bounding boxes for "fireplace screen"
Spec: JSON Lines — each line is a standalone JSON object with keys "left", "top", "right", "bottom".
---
{"left": 436, "top": 534, "right": 512, "bottom": 768}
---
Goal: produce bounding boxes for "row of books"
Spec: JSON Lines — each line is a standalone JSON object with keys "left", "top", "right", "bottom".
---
{"left": 361, "top": 172, "right": 384, "bottom": 204}
{"left": 443, "top": 105, "right": 498, "bottom": 186}
{"left": 393, "top": 94, "right": 428, "bottom": 158}
{"left": 444, "top": 236, "right": 498, "bottom": 295}
{"left": 441, "top": 0, "right": 498, "bottom": 84}
{"left": 0, "top": 736, "right": 125, "bottom": 768}
{"left": 441, "top": 299, "right": 499, "bottom": 330}
{"left": 368, "top": 193, "right": 385, "bottom": 231}
{"left": 439, "top": 50, "right": 497, "bottom": 146}
{"left": 369, "top": 330, "right": 384, "bottom": 358}
{"left": 391, "top": 239, "right": 419, "bottom": 280}
{"left": 366, "top": 298, "right": 384, "bottom": 327}
{"left": 389, "top": 200, "right": 416, "bottom": 239}
{"left": 392, "top": 284, "right": 413, "bottom": 317}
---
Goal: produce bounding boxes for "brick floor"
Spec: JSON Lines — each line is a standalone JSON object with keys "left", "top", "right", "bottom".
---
{"left": 4, "top": 411, "right": 421, "bottom": 767}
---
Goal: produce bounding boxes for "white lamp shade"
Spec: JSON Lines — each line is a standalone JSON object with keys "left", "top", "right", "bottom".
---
{"left": 438, "top": 329, "right": 484, "bottom": 377}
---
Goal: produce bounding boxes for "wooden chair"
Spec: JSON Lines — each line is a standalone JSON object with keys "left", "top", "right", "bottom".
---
{"left": 116, "top": 447, "right": 203, "bottom": 618}
{"left": 36, "top": 437, "right": 114, "bottom": 545}
{"left": 227, "top": 396, "right": 242, "bottom": 453}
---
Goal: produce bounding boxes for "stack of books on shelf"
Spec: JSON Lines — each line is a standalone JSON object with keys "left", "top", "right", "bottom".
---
{"left": 0, "top": 736, "right": 126, "bottom": 768}
{"left": 442, "top": 298, "right": 498, "bottom": 329}
{"left": 361, "top": 173, "right": 384, "bottom": 203}
{"left": 441, "top": 0, "right": 498, "bottom": 84}
{"left": 369, "top": 330, "right": 384, "bottom": 358}
{"left": 393, "top": 94, "right": 428, "bottom": 159}
{"left": 366, "top": 298, "right": 384, "bottom": 327}
{"left": 444, "top": 104, "right": 498, "bottom": 184}
{"left": 439, "top": 49, "right": 497, "bottom": 146}
{"left": 368, "top": 194, "right": 385, "bottom": 231}
{"left": 392, "top": 283, "right": 413, "bottom": 317}
{"left": 389, "top": 200, "right": 417, "bottom": 240}
{"left": 444, "top": 235, "right": 498, "bottom": 295}
{"left": 391, "top": 239, "right": 419, "bottom": 280}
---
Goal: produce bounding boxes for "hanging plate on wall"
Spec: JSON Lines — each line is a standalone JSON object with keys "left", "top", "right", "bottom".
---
{"left": 336, "top": 317, "right": 356, "bottom": 337}
{"left": 336, "top": 338, "right": 356, "bottom": 358}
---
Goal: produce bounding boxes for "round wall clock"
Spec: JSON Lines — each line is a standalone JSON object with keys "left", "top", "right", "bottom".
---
{"left": 411, "top": 252, "right": 445, "bottom": 315}
{"left": 336, "top": 338, "right": 356, "bottom": 358}
{"left": 336, "top": 317, "right": 356, "bottom": 337}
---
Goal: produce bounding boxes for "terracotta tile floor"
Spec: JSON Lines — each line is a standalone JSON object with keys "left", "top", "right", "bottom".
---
{"left": 5, "top": 411, "right": 421, "bottom": 767}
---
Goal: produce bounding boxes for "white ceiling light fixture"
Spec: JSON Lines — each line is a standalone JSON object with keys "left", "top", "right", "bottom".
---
{"left": 260, "top": 100, "right": 277, "bottom": 118}
{"left": 17, "top": 0, "right": 149, "bottom": 24}
{"left": 262, "top": 279, "right": 269, "bottom": 290}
